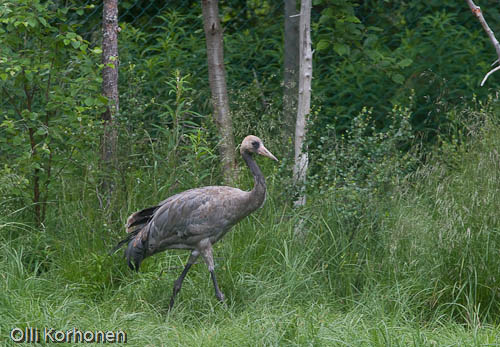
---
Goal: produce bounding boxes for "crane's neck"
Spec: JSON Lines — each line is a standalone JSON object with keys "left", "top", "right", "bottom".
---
{"left": 242, "top": 151, "right": 267, "bottom": 212}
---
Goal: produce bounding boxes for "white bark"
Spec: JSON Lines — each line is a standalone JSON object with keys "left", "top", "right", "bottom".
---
{"left": 293, "top": 0, "right": 312, "bottom": 207}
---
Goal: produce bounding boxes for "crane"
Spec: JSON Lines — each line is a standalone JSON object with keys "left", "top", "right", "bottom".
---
{"left": 111, "top": 135, "right": 278, "bottom": 309}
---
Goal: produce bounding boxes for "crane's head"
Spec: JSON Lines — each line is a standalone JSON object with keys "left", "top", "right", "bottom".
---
{"left": 126, "top": 236, "right": 147, "bottom": 272}
{"left": 240, "top": 135, "right": 278, "bottom": 161}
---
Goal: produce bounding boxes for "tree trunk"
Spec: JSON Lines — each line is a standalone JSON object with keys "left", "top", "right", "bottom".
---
{"left": 101, "top": 0, "right": 119, "bottom": 199}
{"left": 201, "top": 0, "right": 236, "bottom": 184}
{"left": 283, "top": 0, "right": 300, "bottom": 155}
{"left": 293, "top": 0, "right": 312, "bottom": 207}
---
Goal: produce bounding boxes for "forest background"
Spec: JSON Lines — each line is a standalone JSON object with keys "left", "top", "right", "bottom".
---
{"left": 2, "top": 0, "right": 500, "bottom": 345}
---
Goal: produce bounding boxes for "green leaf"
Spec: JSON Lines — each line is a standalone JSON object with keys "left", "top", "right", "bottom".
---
{"left": 346, "top": 15, "right": 361, "bottom": 24}
{"left": 333, "top": 43, "right": 350, "bottom": 56}
{"left": 84, "top": 97, "right": 95, "bottom": 106}
{"left": 31, "top": 112, "right": 40, "bottom": 121}
{"left": 71, "top": 40, "right": 80, "bottom": 49}
{"left": 97, "top": 95, "right": 109, "bottom": 105}
{"left": 27, "top": 18, "right": 37, "bottom": 28}
{"left": 391, "top": 73, "right": 405, "bottom": 84}
{"left": 398, "top": 58, "right": 413, "bottom": 68}
{"left": 316, "top": 40, "right": 330, "bottom": 51}
{"left": 35, "top": 127, "right": 47, "bottom": 136}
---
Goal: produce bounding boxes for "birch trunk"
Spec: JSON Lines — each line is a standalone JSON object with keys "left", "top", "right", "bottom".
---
{"left": 293, "top": 0, "right": 312, "bottom": 207}
{"left": 101, "top": 0, "right": 119, "bottom": 198}
{"left": 283, "top": 0, "right": 300, "bottom": 154}
{"left": 201, "top": 0, "right": 237, "bottom": 184}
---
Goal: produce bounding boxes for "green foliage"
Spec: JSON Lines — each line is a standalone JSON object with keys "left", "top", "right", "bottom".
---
{"left": 117, "top": 10, "right": 208, "bottom": 129}
{"left": 68, "top": 0, "right": 499, "bottom": 147}
{"left": 306, "top": 97, "right": 418, "bottom": 230}
{"left": 0, "top": 0, "right": 103, "bottom": 223}
{"left": 117, "top": 4, "right": 283, "bottom": 132}
{"left": 113, "top": 0, "right": 498, "bottom": 165}
{"left": 231, "top": 75, "right": 282, "bottom": 145}
{"left": 116, "top": 69, "right": 218, "bottom": 210}
{"left": 311, "top": 0, "right": 499, "bottom": 146}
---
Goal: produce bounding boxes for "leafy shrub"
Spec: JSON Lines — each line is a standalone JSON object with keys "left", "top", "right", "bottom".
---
{"left": 307, "top": 97, "right": 418, "bottom": 229}
{"left": 0, "top": 0, "right": 104, "bottom": 224}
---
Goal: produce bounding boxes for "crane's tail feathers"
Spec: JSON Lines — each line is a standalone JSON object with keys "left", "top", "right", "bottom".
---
{"left": 109, "top": 228, "right": 140, "bottom": 255}
{"left": 126, "top": 206, "right": 158, "bottom": 233}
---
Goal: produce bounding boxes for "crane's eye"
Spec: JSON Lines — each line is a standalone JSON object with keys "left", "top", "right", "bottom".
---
{"left": 252, "top": 141, "right": 260, "bottom": 149}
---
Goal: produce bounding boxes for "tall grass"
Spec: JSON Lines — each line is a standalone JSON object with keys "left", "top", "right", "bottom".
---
{"left": 2, "top": 109, "right": 500, "bottom": 345}
{"left": 378, "top": 117, "right": 500, "bottom": 325}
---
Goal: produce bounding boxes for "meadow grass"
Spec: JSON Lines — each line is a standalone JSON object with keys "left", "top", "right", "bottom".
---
{"left": 2, "top": 121, "right": 500, "bottom": 346}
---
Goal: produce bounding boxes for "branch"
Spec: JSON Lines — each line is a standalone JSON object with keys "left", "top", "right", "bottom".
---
{"left": 2, "top": 86, "right": 23, "bottom": 117}
{"left": 481, "top": 65, "right": 500, "bottom": 86}
{"left": 45, "top": 55, "right": 55, "bottom": 102}
{"left": 466, "top": 0, "right": 500, "bottom": 86}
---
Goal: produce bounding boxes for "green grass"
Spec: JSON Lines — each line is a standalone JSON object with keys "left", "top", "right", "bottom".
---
{"left": 2, "top": 246, "right": 499, "bottom": 347}
{"left": 2, "top": 121, "right": 500, "bottom": 346}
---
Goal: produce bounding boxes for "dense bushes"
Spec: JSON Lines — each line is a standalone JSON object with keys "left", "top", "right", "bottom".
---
{"left": 0, "top": 0, "right": 104, "bottom": 223}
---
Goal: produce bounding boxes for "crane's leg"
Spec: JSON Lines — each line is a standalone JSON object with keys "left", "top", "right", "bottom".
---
{"left": 169, "top": 250, "right": 199, "bottom": 310}
{"left": 200, "top": 241, "right": 225, "bottom": 303}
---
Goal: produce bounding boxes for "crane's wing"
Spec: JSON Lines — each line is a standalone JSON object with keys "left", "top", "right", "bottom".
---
{"left": 111, "top": 185, "right": 248, "bottom": 256}
{"left": 145, "top": 186, "right": 249, "bottom": 252}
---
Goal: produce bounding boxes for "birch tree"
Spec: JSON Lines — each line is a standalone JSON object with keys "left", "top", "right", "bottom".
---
{"left": 201, "top": 0, "right": 237, "bottom": 184}
{"left": 293, "top": 0, "right": 312, "bottom": 207}
{"left": 101, "top": 0, "right": 119, "bottom": 198}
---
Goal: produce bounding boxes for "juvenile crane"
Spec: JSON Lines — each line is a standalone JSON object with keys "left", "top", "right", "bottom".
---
{"left": 111, "top": 135, "right": 277, "bottom": 309}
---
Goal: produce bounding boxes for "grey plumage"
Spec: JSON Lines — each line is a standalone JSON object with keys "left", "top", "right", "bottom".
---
{"left": 111, "top": 135, "right": 277, "bottom": 309}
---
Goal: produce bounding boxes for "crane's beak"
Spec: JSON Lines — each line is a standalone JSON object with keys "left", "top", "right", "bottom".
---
{"left": 257, "top": 145, "right": 278, "bottom": 161}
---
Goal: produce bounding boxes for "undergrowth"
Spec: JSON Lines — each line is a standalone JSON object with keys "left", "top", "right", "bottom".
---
{"left": 2, "top": 101, "right": 500, "bottom": 345}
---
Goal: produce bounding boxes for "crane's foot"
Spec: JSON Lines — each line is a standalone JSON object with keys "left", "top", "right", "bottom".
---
{"left": 168, "top": 287, "right": 179, "bottom": 311}
{"left": 210, "top": 270, "right": 226, "bottom": 304}
{"left": 215, "top": 290, "right": 225, "bottom": 302}
{"left": 168, "top": 301, "right": 175, "bottom": 311}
